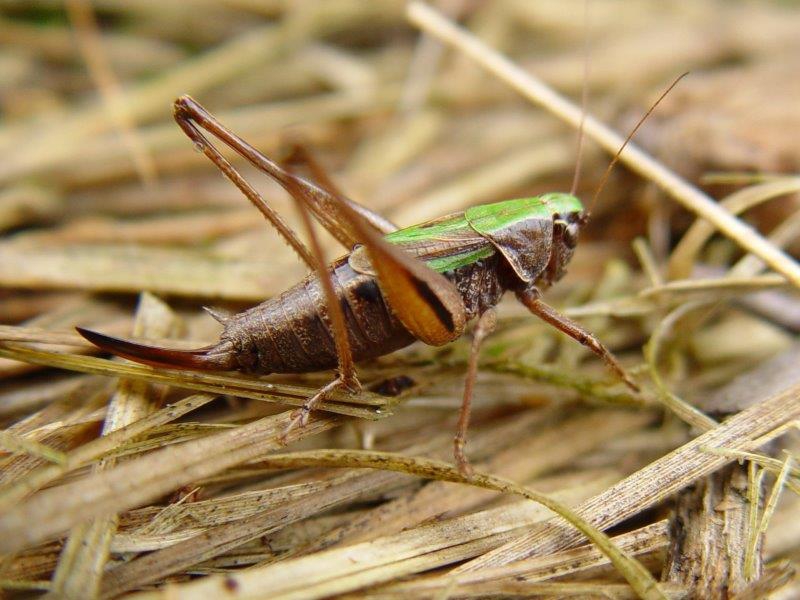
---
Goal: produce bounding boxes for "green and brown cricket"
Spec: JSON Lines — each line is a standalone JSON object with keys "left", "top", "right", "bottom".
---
{"left": 78, "top": 95, "right": 639, "bottom": 474}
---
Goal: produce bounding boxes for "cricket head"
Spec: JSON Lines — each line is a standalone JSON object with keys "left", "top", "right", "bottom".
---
{"left": 535, "top": 192, "right": 586, "bottom": 288}
{"left": 543, "top": 204, "right": 587, "bottom": 287}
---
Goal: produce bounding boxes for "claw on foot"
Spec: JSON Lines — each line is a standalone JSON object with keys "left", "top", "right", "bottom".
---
{"left": 280, "top": 375, "right": 360, "bottom": 444}
{"left": 280, "top": 407, "right": 310, "bottom": 444}
{"left": 454, "top": 437, "right": 474, "bottom": 478}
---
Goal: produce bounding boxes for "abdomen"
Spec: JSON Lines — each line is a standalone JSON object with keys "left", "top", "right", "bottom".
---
{"left": 219, "top": 254, "right": 507, "bottom": 374}
{"left": 220, "top": 257, "right": 415, "bottom": 373}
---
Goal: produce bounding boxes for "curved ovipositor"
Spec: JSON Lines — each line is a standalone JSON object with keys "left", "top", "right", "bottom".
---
{"left": 76, "top": 327, "right": 234, "bottom": 371}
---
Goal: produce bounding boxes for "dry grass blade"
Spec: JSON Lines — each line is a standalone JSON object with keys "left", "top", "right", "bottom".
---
{"left": 745, "top": 462, "right": 768, "bottom": 581}
{"left": 643, "top": 302, "right": 719, "bottom": 431}
{"left": 390, "top": 138, "right": 573, "bottom": 224}
{"left": 669, "top": 177, "right": 800, "bottom": 279}
{"left": 0, "top": 244, "right": 302, "bottom": 301}
{"left": 701, "top": 448, "right": 800, "bottom": 491}
{"left": 120, "top": 484, "right": 601, "bottom": 600}
{"left": 364, "top": 582, "right": 686, "bottom": 599}
{"left": 65, "top": 0, "right": 158, "bottom": 186}
{"left": 99, "top": 411, "right": 582, "bottom": 594}
{"left": 456, "top": 380, "right": 800, "bottom": 571}
{"left": 0, "top": 344, "right": 389, "bottom": 417}
{"left": 372, "top": 520, "right": 671, "bottom": 596}
{"left": 122, "top": 449, "right": 665, "bottom": 600}
{"left": 757, "top": 453, "right": 794, "bottom": 537}
{"left": 102, "top": 465, "right": 410, "bottom": 596}
{"left": 0, "top": 431, "right": 67, "bottom": 465}
{"left": 0, "top": 23, "right": 291, "bottom": 184}
{"left": 48, "top": 294, "right": 177, "bottom": 598}
{"left": 291, "top": 410, "right": 653, "bottom": 556}
{"left": 639, "top": 274, "right": 789, "bottom": 298}
{"left": 0, "top": 410, "right": 344, "bottom": 552}
{"left": 0, "top": 393, "right": 217, "bottom": 510}
{"left": 0, "top": 325, "right": 88, "bottom": 346}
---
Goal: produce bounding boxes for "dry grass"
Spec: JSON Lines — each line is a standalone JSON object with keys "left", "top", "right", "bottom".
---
{"left": 1, "top": 1, "right": 799, "bottom": 598}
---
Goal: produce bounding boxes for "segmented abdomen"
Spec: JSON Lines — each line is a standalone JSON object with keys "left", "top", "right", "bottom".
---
{"left": 219, "top": 253, "right": 507, "bottom": 374}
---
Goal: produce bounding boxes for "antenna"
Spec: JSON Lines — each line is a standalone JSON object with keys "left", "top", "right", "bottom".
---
{"left": 588, "top": 72, "right": 689, "bottom": 215}
{"left": 569, "top": 0, "right": 590, "bottom": 197}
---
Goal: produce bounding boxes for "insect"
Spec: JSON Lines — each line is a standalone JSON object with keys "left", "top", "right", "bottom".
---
{"left": 78, "top": 95, "right": 638, "bottom": 474}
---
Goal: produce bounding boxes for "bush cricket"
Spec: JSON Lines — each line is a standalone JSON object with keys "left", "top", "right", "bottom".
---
{"left": 77, "top": 91, "right": 647, "bottom": 474}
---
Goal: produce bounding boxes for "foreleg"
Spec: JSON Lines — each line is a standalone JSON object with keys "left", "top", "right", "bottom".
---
{"left": 517, "top": 288, "right": 639, "bottom": 392}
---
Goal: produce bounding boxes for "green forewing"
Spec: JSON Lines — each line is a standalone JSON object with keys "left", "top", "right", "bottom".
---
{"left": 374, "top": 193, "right": 583, "bottom": 277}
{"left": 383, "top": 212, "right": 494, "bottom": 273}
{"left": 384, "top": 212, "right": 473, "bottom": 243}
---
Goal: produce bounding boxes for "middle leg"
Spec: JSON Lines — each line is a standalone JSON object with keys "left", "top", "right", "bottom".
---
{"left": 454, "top": 309, "right": 497, "bottom": 476}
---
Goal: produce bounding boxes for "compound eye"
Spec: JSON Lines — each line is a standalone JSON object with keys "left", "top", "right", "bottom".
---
{"left": 563, "top": 222, "right": 579, "bottom": 248}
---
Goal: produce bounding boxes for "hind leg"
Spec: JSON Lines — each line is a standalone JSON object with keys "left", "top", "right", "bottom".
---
{"left": 279, "top": 163, "right": 361, "bottom": 441}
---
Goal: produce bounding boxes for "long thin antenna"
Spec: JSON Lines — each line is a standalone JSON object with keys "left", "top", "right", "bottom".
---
{"left": 569, "top": 0, "right": 590, "bottom": 197}
{"left": 588, "top": 72, "right": 689, "bottom": 214}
